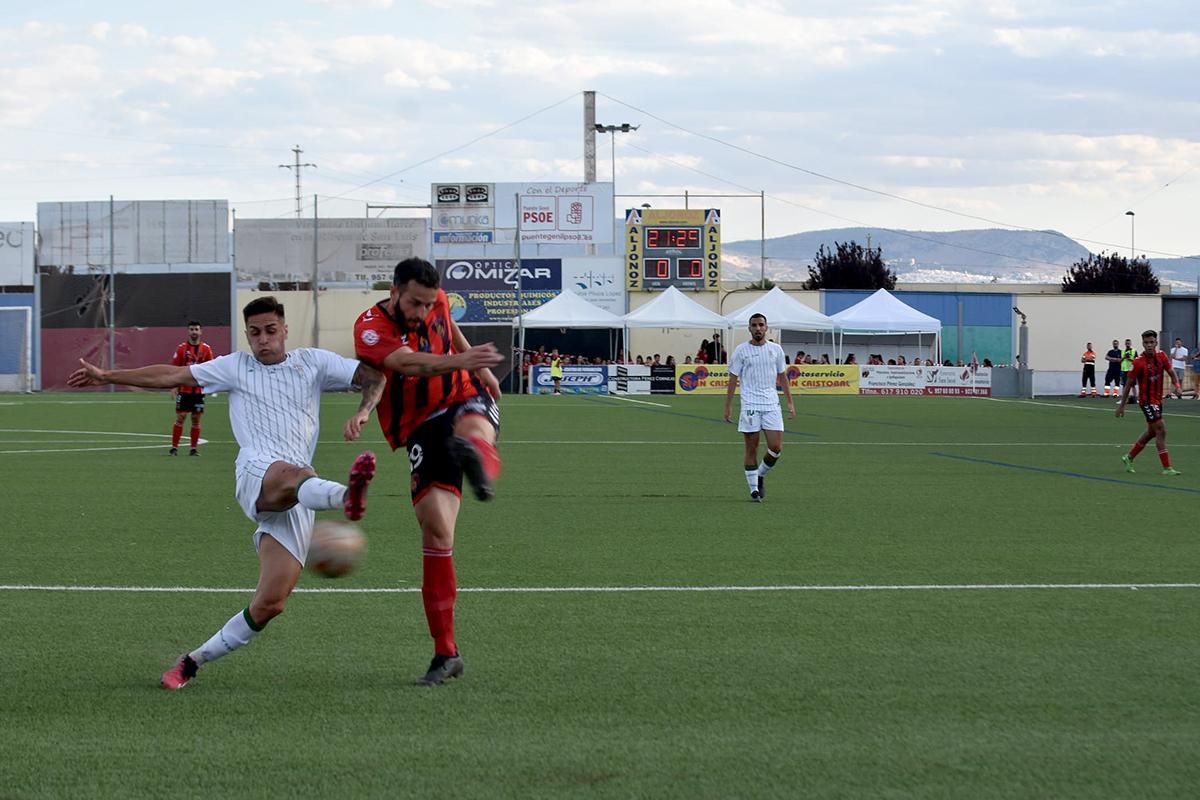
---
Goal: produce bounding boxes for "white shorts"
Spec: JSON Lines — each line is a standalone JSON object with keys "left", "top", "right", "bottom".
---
{"left": 235, "top": 459, "right": 314, "bottom": 567}
{"left": 737, "top": 406, "right": 784, "bottom": 433}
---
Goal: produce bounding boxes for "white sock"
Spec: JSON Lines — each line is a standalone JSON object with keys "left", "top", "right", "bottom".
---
{"left": 745, "top": 469, "right": 759, "bottom": 492}
{"left": 297, "top": 476, "right": 347, "bottom": 511}
{"left": 190, "top": 608, "right": 262, "bottom": 666}
{"left": 758, "top": 449, "right": 781, "bottom": 476}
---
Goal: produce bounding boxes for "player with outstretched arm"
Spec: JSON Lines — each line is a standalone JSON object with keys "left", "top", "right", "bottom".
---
{"left": 724, "top": 313, "right": 795, "bottom": 502}
{"left": 68, "top": 296, "right": 386, "bottom": 689}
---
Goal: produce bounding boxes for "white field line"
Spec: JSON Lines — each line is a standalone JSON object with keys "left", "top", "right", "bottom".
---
{"left": 0, "top": 428, "right": 209, "bottom": 454}
{"left": 594, "top": 394, "right": 672, "bottom": 408}
{"left": 1, "top": 582, "right": 1197, "bottom": 595}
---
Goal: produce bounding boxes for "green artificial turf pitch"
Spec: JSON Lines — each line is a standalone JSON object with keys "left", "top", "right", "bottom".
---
{"left": 1, "top": 392, "right": 1198, "bottom": 798}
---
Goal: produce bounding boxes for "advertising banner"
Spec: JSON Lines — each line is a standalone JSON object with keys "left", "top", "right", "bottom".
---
{"left": 675, "top": 364, "right": 732, "bottom": 394}
{"left": 529, "top": 364, "right": 609, "bottom": 394}
{"left": 432, "top": 182, "right": 613, "bottom": 245}
{"left": 431, "top": 183, "right": 494, "bottom": 244}
{"left": 0, "top": 222, "right": 34, "bottom": 286}
{"left": 235, "top": 218, "right": 428, "bottom": 284}
{"left": 436, "top": 258, "right": 560, "bottom": 323}
{"left": 859, "top": 365, "right": 925, "bottom": 396}
{"left": 922, "top": 366, "right": 992, "bottom": 396}
{"left": 651, "top": 365, "right": 676, "bottom": 394}
{"left": 608, "top": 364, "right": 651, "bottom": 395}
{"left": 561, "top": 257, "right": 625, "bottom": 316}
{"left": 783, "top": 364, "right": 860, "bottom": 395}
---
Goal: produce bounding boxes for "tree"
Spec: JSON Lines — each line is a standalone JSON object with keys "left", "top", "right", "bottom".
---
{"left": 1061, "top": 251, "right": 1160, "bottom": 293}
{"left": 747, "top": 277, "right": 776, "bottom": 290}
{"left": 802, "top": 241, "right": 896, "bottom": 290}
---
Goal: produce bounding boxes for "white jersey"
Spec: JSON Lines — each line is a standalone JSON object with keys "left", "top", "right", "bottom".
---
{"left": 729, "top": 340, "right": 786, "bottom": 409}
{"left": 190, "top": 348, "right": 359, "bottom": 471}
{"left": 1170, "top": 346, "right": 1188, "bottom": 369}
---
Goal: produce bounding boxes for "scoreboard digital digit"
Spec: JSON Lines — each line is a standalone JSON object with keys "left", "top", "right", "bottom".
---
{"left": 625, "top": 208, "right": 721, "bottom": 291}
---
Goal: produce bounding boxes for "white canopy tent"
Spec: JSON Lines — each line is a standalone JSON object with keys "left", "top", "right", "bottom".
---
{"left": 724, "top": 287, "right": 836, "bottom": 332}
{"left": 512, "top": 289, "right": 625, "bottom": 390}
{"left": 623, "top": 285, "right": 732, "bottom": 329}
{"left": 828, "top": 288, "right": 942, "bottom": 362}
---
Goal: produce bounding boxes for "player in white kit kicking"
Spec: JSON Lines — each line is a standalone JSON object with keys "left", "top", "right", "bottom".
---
{"left": 68, "top": 296, "right": 386, "bottom": 689}
{"left": 723, "top": 313, "right": 795, "bottom": 502}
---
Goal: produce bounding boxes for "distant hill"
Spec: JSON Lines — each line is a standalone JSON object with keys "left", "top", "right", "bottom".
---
{"left": 722, "top": 227, "right": 1091, "bottom": 284}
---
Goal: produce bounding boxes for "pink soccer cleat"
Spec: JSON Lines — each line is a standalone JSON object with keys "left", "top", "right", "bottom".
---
{"left": 344, "top": 451, "right": 376, "bottom": 521}
{"left": 161, "top": 654, "right": 199, "bottom": 690}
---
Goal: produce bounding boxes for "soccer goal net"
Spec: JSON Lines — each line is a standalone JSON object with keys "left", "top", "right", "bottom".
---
{"left": 0, "top": 306, "right": 33, "bottom": 392}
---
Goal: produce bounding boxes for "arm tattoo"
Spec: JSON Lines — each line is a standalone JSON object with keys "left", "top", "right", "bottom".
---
{"left": 353, "top": 364, "right": 386, "bottom": 413}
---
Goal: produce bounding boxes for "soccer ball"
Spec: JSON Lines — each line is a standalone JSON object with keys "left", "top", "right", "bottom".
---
{"left": 308, "top": 520, "right": 366, "bottom": 578}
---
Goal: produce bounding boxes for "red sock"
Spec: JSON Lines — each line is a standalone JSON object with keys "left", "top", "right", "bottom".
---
{"left": 468, "top": 435, "right": 502, "bottom": 480}
{"left": 1158, "top": 449, "right": 1170, "bottom": 468}
{"left": 171, "top": 422, "right": 183, "bottom": 448}
{"left": 1129, "top": 441, "right": 1146, "bottom": 459}
{"left": 190, "top": 424, "right": 201, "bottom": 448}
{"left": 422, "top": 547, "right": 457, "bottom": 656}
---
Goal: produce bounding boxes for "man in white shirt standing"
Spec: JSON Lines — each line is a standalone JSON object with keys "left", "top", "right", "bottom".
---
{"left": 68, "top": 296, "right": 386, "bottom": 690}
{"left": 1169, "top": 337, "right": 1188, "bottom": 399}
{"left": 723, "top": 313, "right": 796, "bottom": 502}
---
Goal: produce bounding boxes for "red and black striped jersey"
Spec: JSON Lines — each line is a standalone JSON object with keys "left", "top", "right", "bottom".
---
{"left": 171, "top": 341, "right": 214, "bottom": 395}
{"left": 1128, "top": 350, "right": 1172, "bottom": 406}
{"left": 353, "top": 291, "right": 481, "bottom": 449}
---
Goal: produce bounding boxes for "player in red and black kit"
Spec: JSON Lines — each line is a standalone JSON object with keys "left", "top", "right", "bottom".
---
{"left": 354, "top": 258, "right": 504, "bottom": 687}
{"left": 170, "top": 321, "right": 215, "bottom": 456}
{"left": 1116, "top": 329, "right": 1182, "bottom": 476}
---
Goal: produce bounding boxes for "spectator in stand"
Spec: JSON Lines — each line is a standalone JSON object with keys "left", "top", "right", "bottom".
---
{"left": 795, "top": 350, "right": 806, "bottom": 365}
{"left": 706, "top": 333, "right": 727, "bottom": 364}
{"left": 896, "top": 355, "right": 907, "bottom": 366}
{"left": 652, "top": 354, "right": 661, "bottom": 366}
{"left": 696, "top": 340, "right": 710, "bottom": 364}
{"left": 1169, "top": 337, "right": 1188, "bottom": 399}
{"left": 636, "top": 355, "right": 645, "bottom": 365}
{"left": 820, "top": 354, "right": 830, "bottom": 365}
{"left": 684, "top": 355, "right": 693, "bottom": 364}
{"left": 845, "top": 354, "right": 857, "bottom": 365}
{"left": 666, "top": 355, "right": 676, "bottom": 367}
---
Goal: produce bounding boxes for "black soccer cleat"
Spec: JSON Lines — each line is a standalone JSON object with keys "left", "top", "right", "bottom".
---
{"left": 169, "top": 447, "right": 178, "bottom": 456}
{"left": 447, "top": 436, "right": 497, "bottom": 502}
{"left": 416, "top": 654, "right": 464, "bottom": 687}
{"left": 757, "top": 474, "right": 765, "bottom": 499}
{"left": 750, "top": 490, "right": 762, "bottom": 503}
{"left": 189, "top": 448, "right": 199, "bottom": 457}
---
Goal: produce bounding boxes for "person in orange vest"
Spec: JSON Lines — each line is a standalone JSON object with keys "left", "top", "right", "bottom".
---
{"left": 1080, "top": 342, "right": 1097, "bottom": 397}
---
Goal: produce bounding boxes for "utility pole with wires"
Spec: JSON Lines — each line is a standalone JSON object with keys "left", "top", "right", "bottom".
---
{"left": 279, "top": 145, "right": 316, "bottom": 218}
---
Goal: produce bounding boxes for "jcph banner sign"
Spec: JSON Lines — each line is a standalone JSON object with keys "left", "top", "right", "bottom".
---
{"left": 435, "top": 258, "right": 561, "bottom": 323}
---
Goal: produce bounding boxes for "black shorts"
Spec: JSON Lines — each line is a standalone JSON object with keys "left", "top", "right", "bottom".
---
{"left": 1140, "top": 403, "right": 1163, "bottom": 423}
{"left": 406, "top": 395, "right": 500, "bottom": 504}
{"left": 175, "top": 392, "right": 205, "bottom": 414}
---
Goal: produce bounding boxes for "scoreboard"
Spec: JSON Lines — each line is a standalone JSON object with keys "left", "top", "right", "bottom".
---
{"left": 625, "top": 208, "right": 721, "bottom": 291}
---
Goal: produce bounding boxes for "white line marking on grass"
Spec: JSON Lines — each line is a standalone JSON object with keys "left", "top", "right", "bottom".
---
{"left": 0, "top": 428, "right": 169, "bottom": 437}
{"left": 0, "top": 429, "right": 209, "bottom": 454}
{"left": 595, "top": 395, "right": 672, "bottom": 408}
{"left": 2, "top": 582, "right": 1197, "bottom": 594}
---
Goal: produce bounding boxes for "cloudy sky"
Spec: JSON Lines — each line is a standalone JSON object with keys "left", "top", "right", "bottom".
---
{"left": 1, "top": 0, "right": 1197, "bottom": 259}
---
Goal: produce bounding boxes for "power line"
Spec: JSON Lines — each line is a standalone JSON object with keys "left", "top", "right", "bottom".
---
{"left": 600, "top": 92, "right": 1196, "bottom": 260}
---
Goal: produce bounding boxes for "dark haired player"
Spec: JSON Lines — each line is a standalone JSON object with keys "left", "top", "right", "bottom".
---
{"left": 723, "top": 313, "right": 795, "bottom": 501}
{"left": 354, "top": 258, "right": 505, "bottom": 687}
{"left": 170, "top": 321, "right": 215, "bottom": 455}
{"left": 1116, "top": 329, "right": 1181, "bottom": 476}
{"left": 70, "top": 296, "right": 385, "bottom": 689}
